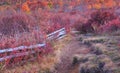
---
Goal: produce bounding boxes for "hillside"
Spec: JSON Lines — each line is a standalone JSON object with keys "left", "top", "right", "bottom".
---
{"left": 1, "top": 0, "right": 120, "bottom": 73}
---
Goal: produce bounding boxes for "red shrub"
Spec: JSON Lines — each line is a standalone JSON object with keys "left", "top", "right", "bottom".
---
{"left": 98, "top": 18, "right": 120, "bottom": 33}
{"left": 75, "top": 9, "right": 120, "bottom": 34}
{"left": 38, "top": 13, "right": 70, "bottom": 34}
{"left": 91, "top": 10, "right": 117, "bottom": 25}
{"left": 0, "top": 11, "right": 37, "bottom": 36}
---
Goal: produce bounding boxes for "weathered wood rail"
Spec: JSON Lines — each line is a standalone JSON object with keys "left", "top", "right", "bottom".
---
{"left": 0, "top": 27, "right": 68, "bottom": 65}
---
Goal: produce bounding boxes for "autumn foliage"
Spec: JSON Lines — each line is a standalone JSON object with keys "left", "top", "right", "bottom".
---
{"left": 74, "top": 9, "right": 120, "bottom": 34}
{"left": 86, "top": 0, "right": 120, "bottom": 9}
{"left": 21, "top": 1, "right": 30, "bottom": 13}
{"left": 0, "top": 0, "right": 120, "bottom": 71}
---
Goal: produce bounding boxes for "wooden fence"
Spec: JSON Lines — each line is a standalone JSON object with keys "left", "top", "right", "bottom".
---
{"left": 0, "top": 27, "right": 67, "bottom": 65}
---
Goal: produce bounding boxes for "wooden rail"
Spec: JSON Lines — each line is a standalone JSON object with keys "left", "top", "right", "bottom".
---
{"left": 0, "top": 27, "right": 67, "bottom": 63}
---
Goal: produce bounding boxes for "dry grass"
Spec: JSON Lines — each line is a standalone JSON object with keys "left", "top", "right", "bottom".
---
{"left": 77, "top": 33, "right": 120, "bottom": 73}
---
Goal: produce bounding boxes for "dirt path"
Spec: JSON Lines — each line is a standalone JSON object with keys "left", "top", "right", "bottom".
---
{"left": 53, "top": 35, "right": 90, "bottom": 73}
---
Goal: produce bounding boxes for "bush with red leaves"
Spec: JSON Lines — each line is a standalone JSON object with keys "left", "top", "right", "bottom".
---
{"left": 0, "top": 11, "right": 37, "bottom": 36}
{"left": 98, "top": 18, "right": 120, "bottom": 33}
{"left": 75, "top": 10, "right": 120, "bottom": 34}
{"left": 39, "top": 13, "right": 70, "bottom": 34}
{"left": 90, "top": 10, "right": 117, "bottom": 26}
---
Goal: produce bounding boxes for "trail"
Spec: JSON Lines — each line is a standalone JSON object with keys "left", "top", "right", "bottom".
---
{"left": 53, "top": 35, "right": 90, "bottom": 73}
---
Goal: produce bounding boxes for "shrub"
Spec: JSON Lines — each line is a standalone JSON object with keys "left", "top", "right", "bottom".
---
{"left": 73, "top": 20, "right": 84, "bottom": 32}
{"left": 75, "top": 9, "right": 120, "bottom": 34}
{"left": 90, "top": 10, "right": 117, "bottom": 26}
{"left": 38, "top": 13, "right": 70, "bottom": 34}
{"left": 0, "top": 11, "right": 37, "bottom": 36}
{"left": 98, "top": 18, "right": 120, "bottom": 33}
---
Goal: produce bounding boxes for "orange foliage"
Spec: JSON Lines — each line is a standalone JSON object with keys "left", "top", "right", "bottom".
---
{"left": 42, "top": 1, "right": 48, "bottom": 7}
{"left": 77, "top": 0, "right": 81, "bottom": 2}
{"left": 96, "top": 0, "right": 104, "bottom": 3}
{"left": 88, "top": 4, "right": 92, "bottom": 9}
{"left": 19, "top": 0, "right": 120, "bottom": 11}
{"left": 58, "top": 0, "right": 63, "bottom": 7}
{"left": 47, "top": 1, "right": 53, "bottom": 9}
{"left": 22, "top": 1, "right": 30, "bottom": 13}
{"left": 86, "top": 0, "right": 118, "bottom": 9}
{"left": 104, "top": 0, "right": 116, "bottom": 8}
{"left": 93, "top": 3, "right": 102, "bottom": 9}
